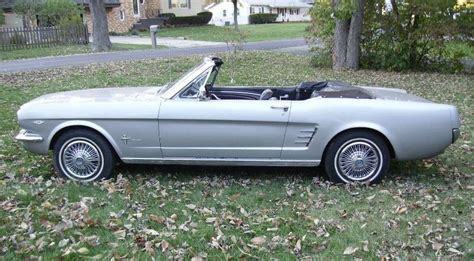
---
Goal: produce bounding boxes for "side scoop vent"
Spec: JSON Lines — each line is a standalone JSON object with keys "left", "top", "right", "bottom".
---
{"left": 295, "top": 125, "right": 318, "bottom": 147}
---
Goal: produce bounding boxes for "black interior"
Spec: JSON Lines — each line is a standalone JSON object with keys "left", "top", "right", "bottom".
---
{"left": 205, "top": 59, "right": 373, "bottom": 101}
{"left": 208, "top": 81, "right": 373, "bottom": 101}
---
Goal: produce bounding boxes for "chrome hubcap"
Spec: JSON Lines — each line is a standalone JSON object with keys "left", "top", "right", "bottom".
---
{"left": 61, "top": 139, "right": 102, "bottom": 179}
{"left": 336, "top": 140, "right": 381, "bottom": 181}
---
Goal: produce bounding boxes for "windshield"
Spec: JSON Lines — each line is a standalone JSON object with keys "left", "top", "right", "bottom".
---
{"left": 158, "top": 63, "right": 208, "bottom": 95}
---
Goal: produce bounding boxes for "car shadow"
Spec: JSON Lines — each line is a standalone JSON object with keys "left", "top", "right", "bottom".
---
{"left": 115, "top": 163, "right": 325, "bottom": 181}
{"left": 113, "top": 160, "right": 425, "bottom": 183}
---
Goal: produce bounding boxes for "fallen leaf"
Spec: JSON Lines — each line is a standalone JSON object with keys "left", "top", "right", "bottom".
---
{"left": 343, "top": 246, "right": 359, "bottom": 255}
{"left": 77, "top": 247, "right": 89, "bottom": 255}
{"left": 145, "top": 241, "right": 155, "bottom": 256}
{"left": 161, "top": 240, "right": 170, "bottom": 252}
{"left": 149, "top": 214, "right": 165, "bottom": 224}
{"left": 206, "top": 217, "right": 216, "bottom": 223}
{"left": 251, "top": 236, "right": 266, "bottom": 245}
{"left": 432, "top": 242, "right": 443, "bottom": 251}
{"left": 240, "top": 207, "right": 249, "bottom": 217}
{"left": 229, "top": 193, "right": 241, "bottom": 201}
{"left": 186, "top": 204, "right": 196, "bottom": 210}
{"left": 294, "top": 239, "right": 302, "bottom": 252}
{"left": 447, "top": 248, "right": 464, "bottom": 255}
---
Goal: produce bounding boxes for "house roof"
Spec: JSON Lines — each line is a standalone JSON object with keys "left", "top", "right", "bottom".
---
{"left": 245, "top": 0, "right": 311, "bottom": 8}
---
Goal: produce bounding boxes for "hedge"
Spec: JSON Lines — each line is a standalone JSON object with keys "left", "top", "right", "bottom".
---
{"left": 0, "top": 9, "right": 5, "bottom": 25}
{"left": 168, "top": 11, "right": 213, "bottom": 26}
{"left": 249, "top": 13, "right": 278, "bottom": 24}
{"left": 158, "top": 13, "right": 176, "bottom": 19}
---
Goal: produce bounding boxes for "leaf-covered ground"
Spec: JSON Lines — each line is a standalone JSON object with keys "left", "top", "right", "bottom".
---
{"left": 0, "top": 52, "right": 472, "bottom": 259}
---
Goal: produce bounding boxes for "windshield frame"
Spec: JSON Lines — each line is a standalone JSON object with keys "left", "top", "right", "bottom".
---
{"left": 160, "top": 58, "right": 217, "bottom": 99}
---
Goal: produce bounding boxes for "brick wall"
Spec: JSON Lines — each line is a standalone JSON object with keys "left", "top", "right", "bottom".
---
{"left": 85, "top": 0, "right": 161, "bottom": 34}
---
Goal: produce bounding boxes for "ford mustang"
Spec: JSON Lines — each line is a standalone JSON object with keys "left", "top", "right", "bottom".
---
{"left": 16, "top": 57, "right": 460, "bottom": 184}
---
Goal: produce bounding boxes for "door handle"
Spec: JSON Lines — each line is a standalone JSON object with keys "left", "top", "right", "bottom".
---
{"left": 271, "top": 105, "right": 289, "bottom": 112}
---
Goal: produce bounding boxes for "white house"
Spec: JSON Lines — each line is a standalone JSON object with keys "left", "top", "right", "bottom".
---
{"left": 205, "top": 0, "right": 311, "bottom": 26}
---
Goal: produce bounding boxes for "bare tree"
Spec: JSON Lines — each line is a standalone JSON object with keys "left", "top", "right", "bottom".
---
{"left": 232, "top": 0, "right": 238, "bottom": 30}
{"left": 89, "top": 0, "right": 112, "bottom": 52}
{"left": 332, "top": 0, "right": 366, "bottom": 70}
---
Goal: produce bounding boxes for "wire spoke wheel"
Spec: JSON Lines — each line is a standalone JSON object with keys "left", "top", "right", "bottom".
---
{"left": 335, "top": 138, "right": 383, "bottom": 181}
{"left": 59, "top": 138, "right": 104, "bottom": 180}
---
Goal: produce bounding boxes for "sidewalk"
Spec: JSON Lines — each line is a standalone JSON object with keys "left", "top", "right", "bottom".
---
{"left": 92, "top": 36, "right": 225, "bottom": 48}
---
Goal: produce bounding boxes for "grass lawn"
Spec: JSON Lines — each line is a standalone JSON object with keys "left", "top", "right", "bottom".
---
{"left": 0, "top": 43, "right": 155, "bottom": 61}
{"left": 445, "top": 41, "right": 474, "bottom": 59}
{"left": 142, "top": 23, "right": 309, "bottom": 42}
{"left": 0, "top": 52, "right": 472, "bottom": 259}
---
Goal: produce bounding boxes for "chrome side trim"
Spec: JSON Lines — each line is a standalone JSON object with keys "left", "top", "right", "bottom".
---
{"left": 121, "top": 157, "right": 320, "bottom": 167}
{"left": 15, "top": 129, "right": 43, "bottom": 142}
{"left": 295, "top": 125, "right": 319, "bottom": 147}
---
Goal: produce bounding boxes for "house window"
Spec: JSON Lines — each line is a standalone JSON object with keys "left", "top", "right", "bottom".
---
{"left": 119, "top": 10, "right": 125, "bottom": 21}
{"left": 223, "top": 9, "right": 226, "bottom": 17}
{"left": 295, "top": 9, "right": 299, "bottom": 15}
{"left": 259, "top": 7, "right": 264, "bottom": 13}
{"left": 140, "top": 0, "right": 145, "bottom": 4}
{"left": 290, "top": 9, "right": 293, "bottom": 15}
{"left": 170, "top": 0, "right": 189, "bottom": 8}
{"left": 250, "top": 7, "right": 254, "bottom": 14}
{"left": 133, "top": 0, "right": 139, "bottom": 15}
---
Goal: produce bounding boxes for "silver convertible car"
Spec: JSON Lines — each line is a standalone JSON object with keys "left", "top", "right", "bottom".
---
{"left": 16, "top": 57, "right": 460, "bottom": 184}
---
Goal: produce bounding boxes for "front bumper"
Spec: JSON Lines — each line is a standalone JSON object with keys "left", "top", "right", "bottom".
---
{"left": 15, "top": 129, "right": 43, "bottom": 142}
{"left": 452, "top": 128, "right": 460, "bottom": 143}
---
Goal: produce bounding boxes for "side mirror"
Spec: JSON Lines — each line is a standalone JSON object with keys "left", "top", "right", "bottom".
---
{"left": 197, "top": 86, "right": 208, "bottom": 101}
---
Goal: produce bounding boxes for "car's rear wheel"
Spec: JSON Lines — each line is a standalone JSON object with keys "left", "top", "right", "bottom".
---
{"left": 53, "top": 129, "right": 115, "bottom": 182}
{"left": 323, "top": 130, "right": 390, "bottom": 184}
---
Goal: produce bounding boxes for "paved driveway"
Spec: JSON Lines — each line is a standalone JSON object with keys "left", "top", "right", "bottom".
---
{"left": 0, "top": 38, "right": 307, "bottom": 73}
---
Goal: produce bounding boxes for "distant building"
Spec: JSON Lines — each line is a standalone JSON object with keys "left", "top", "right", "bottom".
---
{"left": 0, "top": 0, "right": 161, "bottom": 33}
{"left": 205, "top": 0, "right": 311, "bottom": 26}
{"left": 159, "top": 0, "right": 215, "bottom": 17}
{"left": 76, "top": 0, "right": 161, "bottom": 33}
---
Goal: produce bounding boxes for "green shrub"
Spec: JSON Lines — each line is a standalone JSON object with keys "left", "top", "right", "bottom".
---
{"left": 308, "top": 0, "right": 472, "bottom": 73}
{"left": 249, "top": 14, "right": 277, "bottom": 24}
{"left": 10, "top": 33, "right": 27, "bottom": 45}
{"left": 455, "top": 6, "right": 473, "bottom": 39}
{"left": 158, "top": 13, "right": 176, "bottom": 19}
{"left": 0, "top": 9, "right": 5, "bottom": 25}
{"left": 197, "top": 11, "right": 213, "bottom": 24}
{"left": 168, "top": 12, "right": 213, "bottom": 26}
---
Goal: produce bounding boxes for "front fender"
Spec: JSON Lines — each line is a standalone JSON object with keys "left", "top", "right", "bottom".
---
{"left": 48, "top": 120, "right": 123, "bottom": 157}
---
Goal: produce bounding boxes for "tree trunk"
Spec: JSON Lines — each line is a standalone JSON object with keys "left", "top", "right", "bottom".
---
{"left": 90, "top": 0, "right": 111, "bottom": 52}
{"left": 333, "top": 18, "right": 350, "bottom": 70}
{"left": 345, "top": 0, "right": 366, "bottom": 70}
{"left": 232, "top": 0, "right": 239, "bottom": 30}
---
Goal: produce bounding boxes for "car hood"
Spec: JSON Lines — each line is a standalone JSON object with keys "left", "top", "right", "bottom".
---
{"left": 18, "top": 86, "right": 165, "bottom": 121}
{"left": 26, "top": 86, "right": 163, "bottom": 105}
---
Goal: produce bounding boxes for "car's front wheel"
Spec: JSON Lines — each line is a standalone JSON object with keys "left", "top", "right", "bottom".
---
{"left": 323, "top": 130, "right": 390, "bottom": 184}
{"left": 53, "top": 129, "right": 116, "bottom": 182}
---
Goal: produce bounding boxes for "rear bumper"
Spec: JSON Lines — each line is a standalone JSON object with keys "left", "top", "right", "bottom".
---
{"left": 15, "top": 129, "right": 43, "bottom": 142}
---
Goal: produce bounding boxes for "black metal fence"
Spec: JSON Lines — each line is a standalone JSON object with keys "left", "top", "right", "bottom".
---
{"left": 0, "top": 24, "right": 89, "bottom": 51}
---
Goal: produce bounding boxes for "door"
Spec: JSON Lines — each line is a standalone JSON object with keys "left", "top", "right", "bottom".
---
{"left": 158, "top": 99, "right": 291, "bottom": 159}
